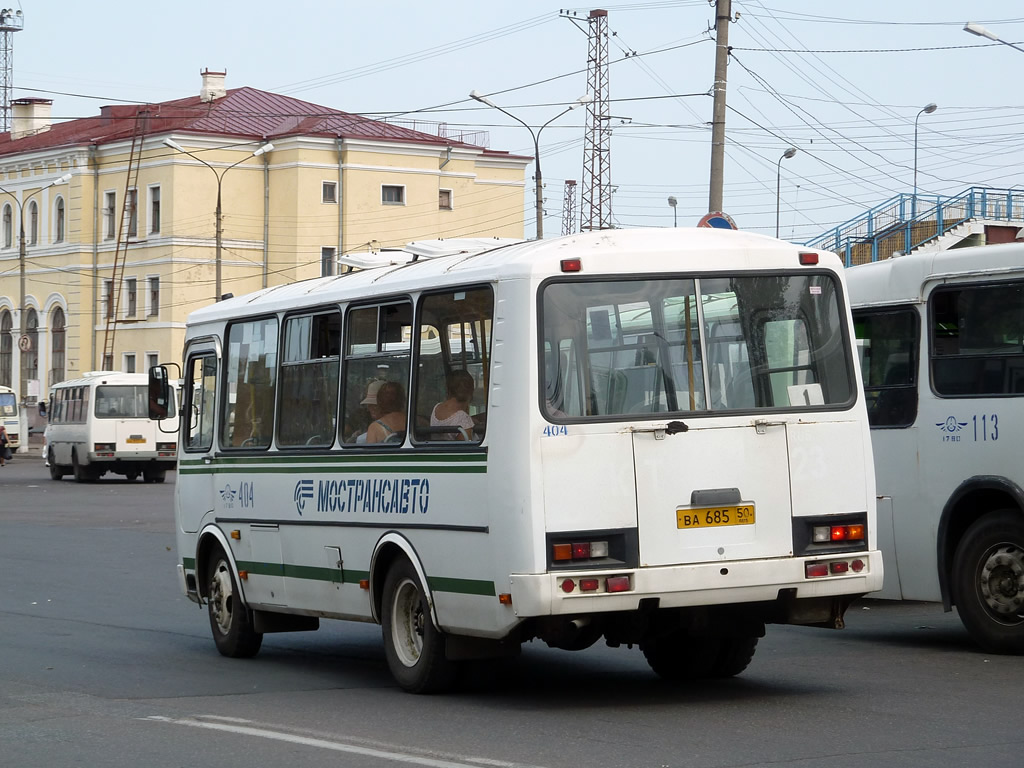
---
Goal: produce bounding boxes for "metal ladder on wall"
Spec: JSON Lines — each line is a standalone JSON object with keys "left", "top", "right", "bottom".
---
{"left": 101, "top": 109, "right": 148, "bottom": 370}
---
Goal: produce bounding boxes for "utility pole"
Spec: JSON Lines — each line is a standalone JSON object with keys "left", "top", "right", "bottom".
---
{"left": 562, "top": 180, "right": 578, "bottom": 236}
{"left": 580, "top": 8, "right": 612, "bottom": 231}
{"left": 708, "top": 0, "right": 731, "bottom": 213}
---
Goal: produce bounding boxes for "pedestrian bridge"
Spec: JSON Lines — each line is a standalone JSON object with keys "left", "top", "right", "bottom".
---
{"left": 806, "top": 186, "right": 1024, "bottom": 265}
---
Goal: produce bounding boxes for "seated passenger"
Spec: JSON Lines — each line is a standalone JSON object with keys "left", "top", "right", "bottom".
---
{"left": 430, "top": 370, "right": 475, "bottom": 440}
{"left": 351, "top": 380, "right": 384, "bottom": 444}
{"left": 366, "top": 381, "right": 406, "bottom": 444}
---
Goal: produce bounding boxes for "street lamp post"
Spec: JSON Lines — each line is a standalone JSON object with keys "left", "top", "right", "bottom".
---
{"left": 0, "top": 171, "right": 73, "bottom": 447}
{"left": 667, "top": 196, "right": 677, "bottom": 227}
{"left": 913, "top": 103, "right": 937, "bottom": 218}
{"left": 964, "top": 22, "right": 1024, "bottom": 54}
{"left": 469, "top": 90, "right": 591, "bottom": 240}
{"left": 775, "top": 147, "right": 797, "bottom": 239}
{"left": 164, "top": 139, "right": 274, "bottom": 302}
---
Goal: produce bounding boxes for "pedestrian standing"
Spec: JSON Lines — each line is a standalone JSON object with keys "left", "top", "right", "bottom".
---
{"left": 0, "top": 425, "right": 9, "bottom": 467}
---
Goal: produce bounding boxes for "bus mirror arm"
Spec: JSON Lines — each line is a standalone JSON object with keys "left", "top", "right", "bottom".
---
{"left": 665, "top": 420, "right": 689, "bottom": 435}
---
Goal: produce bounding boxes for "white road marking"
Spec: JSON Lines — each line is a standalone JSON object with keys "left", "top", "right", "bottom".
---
{"left": 141, "top": 715, "right": 548, "bottom": 768}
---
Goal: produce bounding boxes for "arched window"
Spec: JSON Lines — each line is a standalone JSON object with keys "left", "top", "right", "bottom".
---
{"left": 25, "top": 307, "right": 38, "bottom": 388}
{"left": 28, "top": 200, "right": 38, "bottom": 245}
{"left": 51, "top": 307, "right": 65, "bottom": 385}
{"left": 54, "top": 197, "right": 65, "bottom": 243}
{"left": 2, "top": 204, "right": 11, "bottom": 249}
{"left": 0, "top": 309, "right": 11, "bottom": 387}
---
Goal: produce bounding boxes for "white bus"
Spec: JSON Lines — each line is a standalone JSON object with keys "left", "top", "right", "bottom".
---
{"left": 0, "top": 384, "right": 19, "bottom": 452}
{"left": 44, "top": 371, "right": 178, "bottom": 483}
{"left": 151, "top": 228, "right": 881, "bottom": 693}
{"left": 848, "top": 242, "right": 1024, "bottom": 653}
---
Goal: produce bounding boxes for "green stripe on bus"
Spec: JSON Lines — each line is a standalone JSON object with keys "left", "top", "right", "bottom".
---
{"left": 178, "top": 464, "right": 486, "bottom": 476}
{"left": 222, "top": 559, "right": 493, "bottom": 596}
{"left": 183, "top": 556, "right": 196, "bottom": 570}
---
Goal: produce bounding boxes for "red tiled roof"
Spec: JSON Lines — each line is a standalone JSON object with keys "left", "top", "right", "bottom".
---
{"left": 0, "top": 87, "right": 529, "bottom": 160}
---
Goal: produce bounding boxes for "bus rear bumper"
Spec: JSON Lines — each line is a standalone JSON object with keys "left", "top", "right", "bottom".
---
{"left": 509, "top": 550, "right": 883, "bottom": 618}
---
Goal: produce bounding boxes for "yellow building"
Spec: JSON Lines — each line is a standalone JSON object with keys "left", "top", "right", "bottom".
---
{"left": 0, "top": 70, "right": 529, "bottom": 431}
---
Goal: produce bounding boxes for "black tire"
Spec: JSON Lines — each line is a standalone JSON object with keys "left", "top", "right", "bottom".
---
{"left": 641, "top": 634, "right": 721, "bottom": 681}
{"left": 953, "top": 510, "right": 1024, "bottom": 654}
{"left": 641, "top": 633, "right": 758, "bottom": 681}
{"left": 381, "top": 559, "right": 457, "bottom": 693}
{"left": 125, "top": 472, "right": 139, "bottom": 482}
{"left": 144, "top": 467, "right": 167, "bottom": 484}
{"left": 48, "top": 449, "right": 64, "bottom": 481}
{"left": 72, "top": 451, "right": 95, "bottom": 483}
{"left": 205, "top": 547, "right": 263, "bottom": 658}
{"left": 712, "top": 636, "right": 759, "bottom": 678}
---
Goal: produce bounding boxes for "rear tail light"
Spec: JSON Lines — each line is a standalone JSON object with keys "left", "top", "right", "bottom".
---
{"left": 806, "top": 558, "right": 869, "bottom": 579}
{"left": 557, "top": 575, "right": 632, "bottom": 594}
{"left": 157, "top": 442, "right": 176, "bottom": 452}
{"left": 553, "top": 539, "right": 610, "bottom": 562}
{"left": 813, "top": 524, "right": 866, "bottom": 543}
{"left": 94, "top": 442, "right": 115, "bottom": 457}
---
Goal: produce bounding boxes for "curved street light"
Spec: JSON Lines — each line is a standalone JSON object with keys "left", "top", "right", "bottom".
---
{"left": 965, "top": 22, "right": 1024, "bottom": 54}
{"left": 469, "top": 90, "right": 591, "bottom": 240}
{"left": 776, "top": 147, "right": 797, "bottom": 239}
{"left": 164, "top": 138, "right": 274, "bottom": 302}
{"left": 913, "top": 103, "right": 937, "bottom": 217}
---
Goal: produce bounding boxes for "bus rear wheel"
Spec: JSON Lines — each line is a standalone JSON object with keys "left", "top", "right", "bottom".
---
{"left": 381, "top": 559, "right": 456, "bottom": 693}
{"left": 205, "top": 547, "right": 262, "bottom": 658}
{"left": 641, "top": 633, "right": 758, "bottom": 680}
{"left": 143, "top": 467, "right": 166, "bottom": 483}
{"left": 72, "top": 451, "right": 95, "bottom": 483}
{"left": 953, "top": 511, "right": 1024, "bottom": 654}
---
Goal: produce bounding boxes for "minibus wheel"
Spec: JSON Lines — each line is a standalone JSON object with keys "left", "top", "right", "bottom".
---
{"left": 641, "top": 633, "right": 757, "bottom": 680}
{"left": 72, "top": 451, "right": 95, "bottom": 483}
{"left": 381, "top": 559, "right": 456, "bottom": 693}
{"left": 48, "top": 449, "right": 64, "bottom": 480}
{"left": 205, "top": 546, "right": 262, "bottom": 658}
{"left": 953, "top": 510, "right": 1024, "bottom": 654}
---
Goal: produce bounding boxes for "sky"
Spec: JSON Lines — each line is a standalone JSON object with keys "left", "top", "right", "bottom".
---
{"left": 13, "top": 1, "right": 1024, "bottom": 242}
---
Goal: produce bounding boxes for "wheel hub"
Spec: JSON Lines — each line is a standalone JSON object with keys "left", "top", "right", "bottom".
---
{"left": 979, "top": 544, "right": 1024, "bottom": 620}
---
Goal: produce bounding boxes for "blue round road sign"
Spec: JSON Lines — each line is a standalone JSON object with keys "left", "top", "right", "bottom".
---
{"left": 697, "top": 211, "right": 737, "bottom": 230}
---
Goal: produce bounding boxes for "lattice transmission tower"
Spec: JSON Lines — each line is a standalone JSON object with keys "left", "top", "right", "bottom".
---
{"left": 579, "top": 8, "right": 612, "bottom": 231}
{"left": 0, "top": 7, "right": 23, "bottom": 134}
{"left": 561, "top": 180, "right": 577, "bottom": 236}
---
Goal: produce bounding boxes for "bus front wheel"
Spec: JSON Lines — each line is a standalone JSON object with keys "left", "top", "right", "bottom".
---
{"left": 205, "top": 547, "right": 262, "bottom": 658}
{"left": 381, "top": 559, "right": 457, "bottom": 693}
{"left": 953, "top": 510, "right": 1024, "bottom": 654}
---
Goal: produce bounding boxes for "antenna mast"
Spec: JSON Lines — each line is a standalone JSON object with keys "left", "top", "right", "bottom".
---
{"left": 0, "top": 7, "right": 23, "bottom": 134}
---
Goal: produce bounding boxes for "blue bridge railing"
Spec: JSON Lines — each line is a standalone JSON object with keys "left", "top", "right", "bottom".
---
{"left": 805, "top": 187, "right": 1024, "bottom": 266}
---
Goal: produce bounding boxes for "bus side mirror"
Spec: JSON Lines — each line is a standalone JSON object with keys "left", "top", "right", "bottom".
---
{"left": 38, "top": 400, "right": 47, "bottom": 418}
{"left": 149, "top": 365, "right": 171, "bottom": 421}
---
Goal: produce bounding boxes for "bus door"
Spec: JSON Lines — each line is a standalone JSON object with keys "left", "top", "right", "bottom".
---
{"left": 179, "top": 345, "right": 220, "bottom": 536}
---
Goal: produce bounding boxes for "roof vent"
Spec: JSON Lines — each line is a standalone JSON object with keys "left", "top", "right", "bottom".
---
{"left": 200, "top": 68, "right": 227, "bottom": 102}
{"left": 11, "top": 98, "right": 52, "bottom": 140}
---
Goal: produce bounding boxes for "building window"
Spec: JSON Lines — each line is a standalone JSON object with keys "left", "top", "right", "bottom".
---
{"left": 150, "top": 186, "right": 161, "bottom": 233}
{"left": 104, "top": 280, "right": 114, "bottom": 320}
{"left": 124, "top": 353, "right": 136, "bottom": 374}
{"left": 126, "top": 278, "right": 137, "bottom": 317}
{"left": 321, "top": 247, "right": 337, "bottom": 277}
{"left": 0, "top": 309, "right": 11, "bottom": 386}
{"left": 322, "top": 181, "right": 337, "bottom": 204}
{"left": 3, "top": 204, "right": 11, "bottom": 248}
{"left": 54, "top": 197, "right": 65, "bottom": 242}
{"left": 28, "top": 200, "right": 38, "bottom": 245}
{"left": 439, "top": 189, "right": 453, "bottom": 210}
{"left": 126, "top": 188, "right": 138, "bottom": 238}
{"left": 146, "top": 352, "right": 159, "bottom": 372}
{"left": 104, "top": 191, "right": 116, "bottom": 239}
{"left": 51, "top": 307, "right": 65, "bottom": 385}
{"left": 148, "top": 276, "right": 160, "bottom": 317}
{"left": 381, "top": 185, "right": 405, "bottom": 205}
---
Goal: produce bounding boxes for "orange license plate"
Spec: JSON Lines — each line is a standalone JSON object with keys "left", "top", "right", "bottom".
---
{"left": 677, "top": 504, "right": 755, "bottom": 529}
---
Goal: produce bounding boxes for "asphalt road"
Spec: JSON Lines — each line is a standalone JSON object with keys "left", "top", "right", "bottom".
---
{"left": 0, "top": 456, "right": 1021, "bottom": 768}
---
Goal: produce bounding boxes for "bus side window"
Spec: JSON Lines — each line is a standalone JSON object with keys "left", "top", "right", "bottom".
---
{"left": 412, "top": 287, "right": 493, "bottom": 443}
{"left": 278, "top": 310, "right": 341, "bottom": 448}
{"left": 185, "top": 355, "right": 217, "bottom": 451}
{"left": 221, "top": 317, "right": 278, "bottom": 449}
{"left": 853, "top": 308, "right": 918, "bottom": 428}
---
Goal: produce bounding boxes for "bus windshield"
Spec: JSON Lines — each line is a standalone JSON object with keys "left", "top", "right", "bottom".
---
{"left": 95, "top": 385, "right": 176, "bottom": 419}
{"left": 542, "top": 273, "right": 854, "bottom": 419}
{"left": 0, "top": 391, "right": 16, "bottom": 416}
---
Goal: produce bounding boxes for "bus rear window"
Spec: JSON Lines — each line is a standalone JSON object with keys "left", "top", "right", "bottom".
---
{"left": 95, "top": 385, "right": 176, "bottom": 419}
{"left": 541, "top": 274, "right": 853, "bottom": 419}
